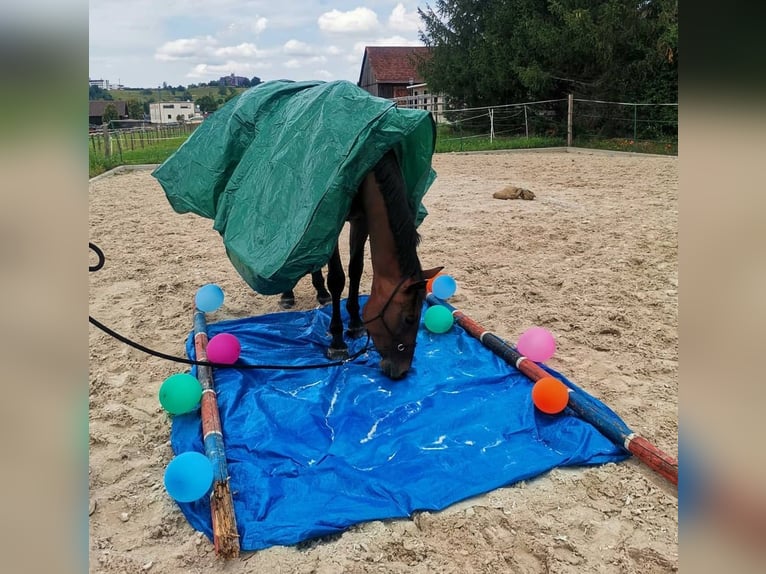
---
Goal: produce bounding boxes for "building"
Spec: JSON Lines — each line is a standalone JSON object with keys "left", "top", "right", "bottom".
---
{"left": 89, "top": 78, "right": 110, "bottom": 90}
{"left": 219, "top": 73, "right": 250, "bottom": 87}
{"left": 149, "top": 101, "right": 198, "bottom": 124}
{"left": 89, "top": 100, "right": 128, "bottom": 125}
{"left": 357, "top": 46, "right": 445, "bottom": 122}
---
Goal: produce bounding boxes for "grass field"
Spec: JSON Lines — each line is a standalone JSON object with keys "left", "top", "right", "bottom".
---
{"left": 89, "top": 128, "right": 676, "bottom": 178}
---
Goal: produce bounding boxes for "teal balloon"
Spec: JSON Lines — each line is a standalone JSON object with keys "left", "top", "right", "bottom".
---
{"left": 159, "top": 374, "right": 202, "bottom": 415}
{"left": 432, "top": 275, "right": 457, "bottom": 299}
{"left": 164, "top": 452, "right": 214, "bottom": 503}
{"left": 424, "top": 305, "right": 454, "bottom": 334}
{"left": 195, "top": 284, "right": 224, "bottom": 312}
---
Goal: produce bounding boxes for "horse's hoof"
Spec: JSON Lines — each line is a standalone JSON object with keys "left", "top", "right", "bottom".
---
{"left": 279, "top": 297, "right": 295, "bottom": 310}
{"left": 346, "top": 325, "right": 367, "bottom": 339}
{"left": 326, "top": 346, "right": 349, "bottom": 361}
{"left": 316, "top": 292, "right": 331, "bottom": 305}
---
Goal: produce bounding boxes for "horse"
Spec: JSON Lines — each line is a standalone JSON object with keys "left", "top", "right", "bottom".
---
{"left": 279, "top": 270, "right": 331, "bottom": 309}
{"left": 319, "top": 150, "right": 440, "bottom": 380}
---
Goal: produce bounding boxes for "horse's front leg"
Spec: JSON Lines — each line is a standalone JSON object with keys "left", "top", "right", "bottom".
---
{"left": 346, "top": 218, "right": 368, "bottom": 338}
{"left": 326, "top": 244, "right": 348, "bottom": 360}
{"left": 310, "top": 270, "right": 331, "bottom": 305}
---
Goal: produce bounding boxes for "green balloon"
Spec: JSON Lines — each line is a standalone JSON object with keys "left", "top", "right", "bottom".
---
{"left": 159, "top": 374, "right": 202, "bottom": 415}
{"left": 424, "top": 305, "right": 454, "bottom": 334}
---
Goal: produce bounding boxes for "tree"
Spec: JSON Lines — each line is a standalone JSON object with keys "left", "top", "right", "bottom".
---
{"left": 218, "top": 84, "right": 228, "bottom": 96}
{"left": 102, "top": 103, "right": 119, "bottom": 125}
{"left": 89, "top": 85, "right": 113, "bottom": 100}
{"left": 418, "top": 0, "right": 677, "bottom": 107}
{"left": 251, "top": 76, "right": 262, "bottom": 86}
{"left": 126, "top": 99, "right": 143, "bottom": 120}
{"left": 196, "top": 94, "right": 218, "bottom": 113}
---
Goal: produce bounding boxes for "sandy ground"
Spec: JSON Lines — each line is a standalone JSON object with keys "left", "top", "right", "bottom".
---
{"left": 89, "top": 150, "right": 678, "bottom": 573}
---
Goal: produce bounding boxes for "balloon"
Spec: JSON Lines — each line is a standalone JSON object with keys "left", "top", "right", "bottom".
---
{"left": 531, "top": 377, "right": 570, "bottom": 414}
{"left": 207, "top": 333, "right": 241, "bottom": 364}
{"left": 164, "top": 451, "right": 214, "bottom": 503}
{"left": 424, "top": 305, "right": 454, "bottom": 333}
{"left": 195, "top": 284, "right": 224, "bottom": 313}
{"left": 431, "top": 275, "right": 457, "bottom": 299}
{"left": 159, "top": 373, "right": 202, "bottom": 415}
{"left": 426, "top": 273, "right": 442, "bottom": 294}
{"left": 516, "top": 327, "right": 556, "bottom": 362}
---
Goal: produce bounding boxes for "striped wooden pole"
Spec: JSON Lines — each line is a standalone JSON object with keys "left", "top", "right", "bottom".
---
{"left": 426, "top": 294, "right": 678, "bottom": 486}
{"left": 193, "top": 309, "right": 240, "bottom": 558}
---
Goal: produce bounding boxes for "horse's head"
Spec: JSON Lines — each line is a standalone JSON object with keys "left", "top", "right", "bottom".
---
{"left": 363, "top": 267, "right": 442, "bottom": 380}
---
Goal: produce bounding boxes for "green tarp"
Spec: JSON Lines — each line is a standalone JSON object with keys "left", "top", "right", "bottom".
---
{"left": 152, "top": 80, "right": 437, "bottom": 294}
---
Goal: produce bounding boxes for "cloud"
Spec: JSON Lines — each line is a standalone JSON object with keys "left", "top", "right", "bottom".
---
{"left": 213, "top": 43, "right": 259, "bottom": 58}
{"left": 252, "top": 16, "right": 268, "bottom": 34}
{"left": 318, "top": 7, "right": 379, "bottom": 33}
{"left": 283, "top": 39, "right": 312, "bottom": 55}
{"left": 155, "top": 36, "right": 217, "bottom": 61}
{"left": 186, "top": 59, "right": 272, "bottom": 80}
{"left": 325, "top": 45, "right": 342, "bottom": 56}
{"left": 388, "top": 3, "right": 420, "bottom": 32}
{"left": 346, "top": 36, "right": 423, "bottom": 63}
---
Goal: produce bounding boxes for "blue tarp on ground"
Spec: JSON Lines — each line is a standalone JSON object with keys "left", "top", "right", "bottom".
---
{"left": 170, "top": 298, "right": 630, "bottom": 551}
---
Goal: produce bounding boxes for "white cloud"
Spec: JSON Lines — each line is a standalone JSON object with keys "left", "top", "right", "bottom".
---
{"left": 285, "top": 59, "right": 301, "bottom": 69}
{"left": 388, "top": 3, "right": 420, "bottom": 32}
{"left": 326, "top": 45, "right": 342, "bottom": 56}
{"left": 318, "top": 7, "right": 379, "bottom": 33}
{"left": 214, "top": 43, "right": 260, "bottom": 58}
{"left": 252, "top": 16, "right": 268, "bottom": 34}
{"left": 283, "top": 39, "right": 313, "bottom": 55}
{"left": 186, "top": 59, "right": 272, "bottom": 80}
{"left": 315, "top": 69, "right": 334, "bottom": 80}
{"left": 155, "top": 36, "right": 217, "bottom": 61}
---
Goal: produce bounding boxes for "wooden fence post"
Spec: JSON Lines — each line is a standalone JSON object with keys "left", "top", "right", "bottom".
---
{"left": 567, "top": 94, "right": 573, "bottom": 147}
{"left": 103, "top": 123, "right": 111, "bottom": 158}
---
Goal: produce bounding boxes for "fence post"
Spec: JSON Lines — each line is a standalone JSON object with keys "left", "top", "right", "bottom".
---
{"left": 524, "top": 105, "right": 529, "bottom": 139}
{"left": 103, "top": 123, "right": 111, "bottom": 158}
{"left": 489, "top": 108, "right": 495, "bottom": 142}
{"left": 567, "top": 94, "right": 573, "bottom": 147}
{"left": 633, "top": 104, "right": 637, "bottom": 150}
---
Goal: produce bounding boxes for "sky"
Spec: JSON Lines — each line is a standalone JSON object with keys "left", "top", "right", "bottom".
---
{"left": 89, "top": 1, "right": 428, "bottom": 88}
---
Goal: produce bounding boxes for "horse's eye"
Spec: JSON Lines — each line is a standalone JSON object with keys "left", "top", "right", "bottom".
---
{"left": 404, "top": 315, "right": 416, "bottom": 325}
{"left": 396, "top": 343, "right": 406, "bottom": 352}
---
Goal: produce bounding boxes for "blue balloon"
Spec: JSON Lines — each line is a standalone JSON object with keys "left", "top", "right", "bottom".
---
{"left": 164, "top": 451, "right": 214, "bottom": 503}
{"left": 195, "top": 284, "right": 224, "bottom": 313}
{"left": 432, "top": 275, "right": 457, "bottom": 300}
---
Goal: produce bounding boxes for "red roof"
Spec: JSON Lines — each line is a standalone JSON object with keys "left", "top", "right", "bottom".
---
{"left": 362, "top": 46, "right": 431, "bottom": 84}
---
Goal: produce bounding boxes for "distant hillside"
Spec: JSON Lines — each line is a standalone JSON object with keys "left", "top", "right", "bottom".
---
{"left": 104, "top": 86, "right": 249, "bottom": 104}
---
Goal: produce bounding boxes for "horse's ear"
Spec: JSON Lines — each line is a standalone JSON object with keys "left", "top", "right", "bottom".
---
{"left": 422, "top": 267, "right": 444, "bottom": 280}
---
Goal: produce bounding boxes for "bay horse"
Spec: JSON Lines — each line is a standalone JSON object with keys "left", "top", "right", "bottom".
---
{"left": 279, "top": 270, "right": 331, "bottom": 309}
{"left": 316, "top": 150, "right": 439, "bottom": 380}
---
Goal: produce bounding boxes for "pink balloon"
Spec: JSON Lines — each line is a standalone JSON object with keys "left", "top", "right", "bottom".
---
{"left": 207, "top": 333, "right": 241, "bottom": 364}
{"left": 516, "top": 327, "right": 556, "bottom": 363}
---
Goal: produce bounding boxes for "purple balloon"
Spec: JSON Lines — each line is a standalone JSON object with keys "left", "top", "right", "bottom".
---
{"left": 207, "top": 333, "right": 241, "bottom": 364}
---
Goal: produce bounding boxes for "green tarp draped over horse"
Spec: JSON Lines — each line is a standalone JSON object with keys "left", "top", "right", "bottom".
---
{"left": 152, "top": 80, "right": 437, "bottom": 295}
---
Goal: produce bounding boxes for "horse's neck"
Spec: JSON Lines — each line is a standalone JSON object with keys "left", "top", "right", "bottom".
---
{"left": 360, "top": 176, "right": 401, "bottom": 283}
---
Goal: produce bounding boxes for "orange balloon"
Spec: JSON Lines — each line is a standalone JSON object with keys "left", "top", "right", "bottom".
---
{"left": 426, "top": 273, "right": 442, "bottom": 293}
{"left": 531, "top": 377, "right": 569, "bottom": 414}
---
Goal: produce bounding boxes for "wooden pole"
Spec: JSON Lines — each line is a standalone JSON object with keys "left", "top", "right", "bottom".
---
{"left": 102, "top": 123, "right": 111, "bottom": 158}
{"left": 426, "top": 294, "right": 678, "bottom": 486}
{"left": 567, "top": 94, "right": 573, "bottom": 147}
{"left": 192, "top": 310, "right": 240, "bottom": 559}
{"left": 524, "top": 105, "right": 529, "bottom": 139}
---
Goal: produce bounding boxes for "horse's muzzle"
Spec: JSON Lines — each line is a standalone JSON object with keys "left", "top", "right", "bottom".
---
{"left": 379, "top": 358, "right": 408, "bottom": 380}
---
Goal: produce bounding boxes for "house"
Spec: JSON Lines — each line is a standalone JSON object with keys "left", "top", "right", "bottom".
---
{"left": 357, "top": 46, "right": 445, "bottom": 122}
{"left": 149, "top": 101, "right": 198, "bottom": 124}
{"left": 89, "top": 78, "right": 110, "bottom": 90}
{"left": 219, "top": 73, "right": 250, "bottom": 87}
{"left": 89, "top": 100, "right": 128, "bottom": 125}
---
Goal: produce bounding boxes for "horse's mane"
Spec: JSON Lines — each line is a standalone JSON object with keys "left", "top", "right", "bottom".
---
{"left": 373, "top": 151, "right": 422, "bottom": 278}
